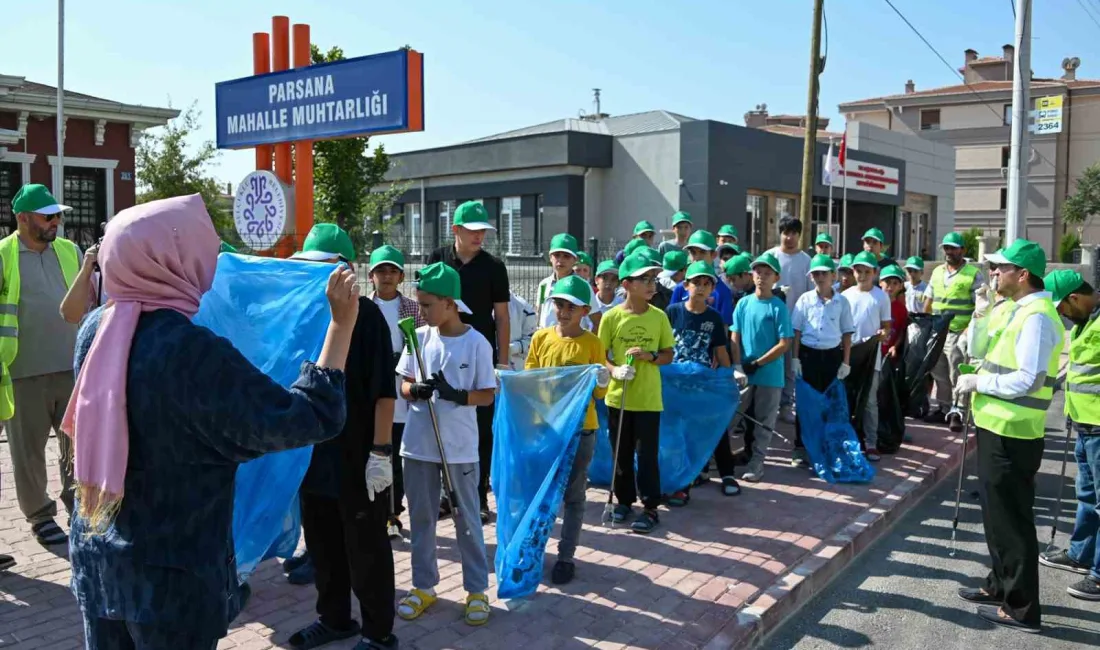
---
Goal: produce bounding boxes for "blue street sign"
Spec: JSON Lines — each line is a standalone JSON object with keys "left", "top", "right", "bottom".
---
{"left": 215, "top": 48, "right": 424, "bottom": 149}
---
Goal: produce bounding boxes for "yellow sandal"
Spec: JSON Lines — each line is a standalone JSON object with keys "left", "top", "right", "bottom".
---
{"left": 465, "top": 592, "right": 490, "bottom": 626}
{"left": 397, "top": 588, "right": 437, "bottom": 621}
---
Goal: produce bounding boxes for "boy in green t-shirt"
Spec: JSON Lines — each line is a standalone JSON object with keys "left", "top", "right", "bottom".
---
{"left": 598, "top": 252, "right": 675, "bottom": 534}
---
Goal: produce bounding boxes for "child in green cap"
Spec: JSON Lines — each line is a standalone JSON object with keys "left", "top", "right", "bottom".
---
{"left": 903, "top": 256, "right": 928, "bottom": 314}
{"left": 395, "top": 262, "right": 497, "bottom": 627}
{"left": 842, "top": 252, "right": 893, "bottom": 461}
{"left": 536, "top": 233, "right": 601, "bottom": 333}
{"left": 524, "top": 275, "right": 610, "bottom": 584}
{"left": 659, "top": 250, "right": 689, "bottom": 291}
{"left": 594, "top": 260, "right": 625, "bottom": 313}
{"left": 575, "top": 251, "right": 594, "bottom": 282}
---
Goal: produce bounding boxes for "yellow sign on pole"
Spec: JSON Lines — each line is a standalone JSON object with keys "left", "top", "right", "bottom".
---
{"left": 1033, "top": 95, "right": 1064, "bottom": 134}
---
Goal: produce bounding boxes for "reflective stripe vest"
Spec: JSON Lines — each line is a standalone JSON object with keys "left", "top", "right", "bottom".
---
{"left": 968, "top": 298, "right": 1017, "bottom": 362}
{"left": 0, "top": 233, "right": 80, "bottom": 420}
{"left": 973, "top": 296, "right": 1065, "bottom": 439}
{"left": 930, "top": 263, "right": 979, "bottom": 333}
{"left": 1066, "top": 312, "right": 1100, "bottom": 427}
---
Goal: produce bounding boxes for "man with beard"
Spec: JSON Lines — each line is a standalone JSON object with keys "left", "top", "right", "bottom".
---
{"left": 0, "top": 184, "right": 82, "bottom": 547}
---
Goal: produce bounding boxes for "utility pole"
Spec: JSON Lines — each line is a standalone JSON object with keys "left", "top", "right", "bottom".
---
{"left": 798, "top": 0, "right": 825, "bottom": 228}
{"left": 1005, "top": 0, "right": 1032, "bottom": 244}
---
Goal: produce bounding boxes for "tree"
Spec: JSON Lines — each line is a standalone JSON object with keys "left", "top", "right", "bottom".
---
{"left": 135, "top": 103, "right": 229, "bottom": 234}
{"left": 960, "top": 227, "right": 983, "bottom": 260}
{"left": 311, "top": 45, "right": 407, "bottom": 254}
{"left": 1062, "top": 162, "right": 1100, "bottom": 227}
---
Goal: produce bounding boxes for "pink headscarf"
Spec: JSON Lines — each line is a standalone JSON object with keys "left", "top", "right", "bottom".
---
{"left": 61, "top": 194, "right": 220, "bottom": 530}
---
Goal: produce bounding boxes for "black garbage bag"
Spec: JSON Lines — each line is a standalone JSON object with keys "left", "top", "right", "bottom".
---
{"left": 902, "top": 313, "right": 953, "bottom": 418}
{"left": 844, "top": 339, "right": 880, "bottom": 446}
{"left": 876, "top": 347, "right": 907, "bottom": 454}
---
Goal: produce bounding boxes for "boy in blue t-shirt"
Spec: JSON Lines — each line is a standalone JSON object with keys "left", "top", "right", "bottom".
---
{"left": 730, "top": 252, "right": 793, "bottom": 483}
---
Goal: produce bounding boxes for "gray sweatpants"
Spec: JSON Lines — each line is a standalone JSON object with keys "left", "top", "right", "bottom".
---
{"left": 930, "top": 331, "right": 964, "bottom": 407}
{"left": 739, "top": 385, "right": 783, "bottom": 462}
{"left": 403, "top": 457, "right": 489, "bottom": 594}
{"left": 5, "top": 371, "right": 75, "bottom": 525}
{"left": 557, "top": 430, "right": 596, "bottom": 564}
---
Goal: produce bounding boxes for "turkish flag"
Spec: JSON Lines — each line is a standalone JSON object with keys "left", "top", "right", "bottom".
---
{"left": 838, "top": 130, "right": 847, "bottom": 168}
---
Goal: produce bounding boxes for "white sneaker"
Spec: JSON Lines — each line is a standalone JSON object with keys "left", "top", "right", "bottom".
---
{"left": 741, "top": 461, "right": 765, "bottom": 483}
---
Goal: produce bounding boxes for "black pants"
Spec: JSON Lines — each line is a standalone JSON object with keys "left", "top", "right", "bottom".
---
{"left": 976, "top": 427, "right": 1044, "bottom": 626}
{"left": 300, "top": 490, "right": 395, "bottom": 642}
{"left": 794, "top": 346, "right": 844, "bottom": 449}
{"left": 713, "top": 428, "right": 738, "bottom": 478}
{"left": 608, "top": 407, "right": 661, "bottom": 510}
{"left": 389, "top": 423, "right": 405, "bottom": 518}
{"left": 476, "top": 404, "right": 494, "bottom": 509}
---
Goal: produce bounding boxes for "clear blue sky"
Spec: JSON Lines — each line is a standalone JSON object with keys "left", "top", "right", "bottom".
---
{"left": 5, "top": 0, "right": 1100, "bottom": 185}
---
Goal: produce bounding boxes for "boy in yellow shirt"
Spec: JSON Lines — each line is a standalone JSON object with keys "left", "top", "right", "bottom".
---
{"left": 525, "top": 275, "right": 610, "bottom": 584}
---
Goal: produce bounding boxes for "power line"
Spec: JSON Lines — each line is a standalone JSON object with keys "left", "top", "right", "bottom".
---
{"left": 1009, "top": 0, "right": 1015, "bottom": 19}
{"left": 1077, "top": 0, "right": 1100, "bottom": 33}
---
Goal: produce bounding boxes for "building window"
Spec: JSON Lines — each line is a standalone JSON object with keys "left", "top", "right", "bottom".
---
{"left": 746, "top": 194, "right": 767, "bottom": 253}
{"left": 999, "top": 188, "right": 1008, "bottom": 210}
{"left": 439, "top": 199, "right": 456, "bottom": 233}
{"left": 1001, "top": 146, "right": 1011, "bottom": 169}
{"left": 920, "top": 109, "right": 941, "bottom": 131}
{"left": 500, "top": 196, "right": 522, "bottom": 256}
{"left": 405, "top": 202, "right": 422, "bottom": 254}
{"left": 1003, "top": 104, "right": 1012, "bottom": 126}
{"left": 0, "top": 162, "right": 20, "bottom": 238}
{"left": 62, "top": 167, "right": 106, "bottom": 249}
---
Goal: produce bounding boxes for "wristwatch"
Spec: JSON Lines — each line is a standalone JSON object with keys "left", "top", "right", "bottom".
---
{"left": 650, "top": 351, "right": 658, "bottom": 362}
{"left": 371, "top": 444, "right": 393, "bottom": 456}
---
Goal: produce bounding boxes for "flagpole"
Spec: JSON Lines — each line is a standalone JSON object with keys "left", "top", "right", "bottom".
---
{"left": 826, "top": 136, "right": 835, "bottom": 246}
{"left": 56, "top": 0, "right": 65, "bottom": 206}
{"left": 841, "top": 126, "right": 848, "bottom": 253}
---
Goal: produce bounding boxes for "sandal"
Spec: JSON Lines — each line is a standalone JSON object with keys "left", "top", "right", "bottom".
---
{"left": 31, "top": 519, "right": 67, "bottom": 546}
{"left": 631, "top": 509, "right": 660, "bottom": 535}
{"left": 721, "top": 477, "right": 742, "bottom": 496}
{"left": 465, "top": 592, "right": 490, "bottom": 626}
{"left": 397, "top": 588, "right": 437, "bottom": 621}
{"left": 667, "top": 490, "right": 690, "bottom": 507}
{"left": 612, "top": 503, "right": 632, "bottom": 523}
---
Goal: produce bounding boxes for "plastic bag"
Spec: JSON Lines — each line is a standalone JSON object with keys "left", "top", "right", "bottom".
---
{"left": 588, "top": 363, "right": 740, "bottom": 494}
{"left": 491, "top": 365, "right": 598, "bottom": 599}
{"left": 193, "top": 253, "right": 335, "bottom": 580}
{"left": 796, "top": 378, "right": 875, "bottom": 483}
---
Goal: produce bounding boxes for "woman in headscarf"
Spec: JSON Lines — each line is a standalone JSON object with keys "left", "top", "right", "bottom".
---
{"left": 64, "top": 194, "right": 358, "bottom": 649}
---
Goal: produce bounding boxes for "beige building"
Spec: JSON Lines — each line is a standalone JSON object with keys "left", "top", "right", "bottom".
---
{"left": 839, "top": 46, "right": 1100, "bottom": 256}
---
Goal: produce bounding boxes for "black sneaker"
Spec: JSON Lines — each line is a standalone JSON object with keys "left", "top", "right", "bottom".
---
{"left": 289, "top": 620, "right": 361, "bottom": 650}
{"left": 287, "top": 557, "right": 315, "bottom": 585}
{"left": 0, "top": 554, "right": 15, "bottom": 572}
{"left": 957, "top": 587, "right": 1000, "bottom": 604}
{"left": 282, "top": 552, "right": 310, "bottom": 573}
{"left": 947, "top": 410, "right": 964, "bottom": 433}
{"left": 479, "top": 506, "right": 491, "bottom": 524}
{"left": 551, "top": 560, "right": 575, "bottom": 585}
{"left": 353, "top": 634, "right": 399, "bottom": 650}
{"left": 975, "top": 604, "right": 1040, "bottom": 634}
{"left": 1039, "top": 549, "right": 1091, "bottom": 575}
{"left": 1067, "top": 576, "right": 1100, "bottom": 601}
{"left": 923, "top": 408, "right": 947, "bottom": 425}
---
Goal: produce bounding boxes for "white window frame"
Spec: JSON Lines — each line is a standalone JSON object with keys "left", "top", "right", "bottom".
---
{"left": 500, "top": 196, "right": 522, "bottom": 257}
{"left": 439, "top": 199, "right": 456, "bottom": 233}
{"left": 405, "top": 202, "right": 422, "bottom": 254}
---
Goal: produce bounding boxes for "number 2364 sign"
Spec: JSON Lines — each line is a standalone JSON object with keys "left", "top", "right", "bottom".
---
{"left": 233, "top": 170, "right": 289, "bottom": 250}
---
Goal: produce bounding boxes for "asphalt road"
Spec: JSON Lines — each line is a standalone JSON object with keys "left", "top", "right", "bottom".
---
{"left": 768, "top": 392, "right": 1100, "bottom": 649}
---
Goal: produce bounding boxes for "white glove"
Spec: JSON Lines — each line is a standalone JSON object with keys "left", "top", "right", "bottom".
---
{"left": 954, "top": 374, "right": 980, "bottom": 397}
{"left": 733, "top": 365, "right": 748, "bottom": 389}
{"left": 611, "top": 364, "right": 636, "bottom": 381}
{"left": 365, "top": 453, "right": 393, "bottom": 502}
{"left": 837, "top": 363, "right": 851, "bottom": 380}
{"left": 596, "top": 366, "right": 611, "bottom": 388}
{"left": 792, "top": 359, "right": 802, "bottom": 378}
{"left": 509, "top": 341, "right": 522, "bottom": 357}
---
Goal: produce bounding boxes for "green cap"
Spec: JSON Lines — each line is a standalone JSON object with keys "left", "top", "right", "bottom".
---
{"left": 219, "top": 241, "right": 238, "bottom": 254}
{"left": 990, "top": 238, "right": 1047, "bottom": 278}
{"left": 808, "top": 253, "right": 836, "bottom": 273}
{"left": 671, "top": 211, "right": 693, "bottom": 227}
{"left": 880, "top": 264, "right": 905, "bottom": 282}
{"left": 294, "top": 222, "right": 356, "bottom": 262}
{"left": 717, "top": 243, "right": 738, "bottom": 254}
{"left": 452, "top": 201, "right": 496, "bottom": 231}
{"left": 549, "top": 274, "right": 593, "bottom": 307}
{"left": 751, "top": 252, "right": 781, "bottom": 275}
{"left": 369, "top": 245, "right": 405, "bottom": 272}
{"left": 941, "top": 231, "right": 964, "bottom": 249}
{"left": 723, "top": 255, "right": 751, "bottom": 276}
{"left": 1044, "top": 269, "right": 1086, "bottom": 306}
{"left": 416, "top": 262, "right": 472, "bottom": 314}
{"left": 685, "top": 260, "right": 717, "bottom": 281}
{"left": 576, "top": 251, "right": 593, "bottom": 268}
{"left": 633, "top": 220, "right": 657, "bottom": 236}
{"left": 549, "top": 233, "right": 579, "bottom": 257}
{"left": 729, "top": 243, "right": 742, "bottom": 255}
{"left": 717, "top": 224, "right": 739, "bottom": 239}
{"left": 814, "top": 232, "right": 834, "bottom": 246}
{"left": 620, "top": 251, "right": 662, "bottom": 278}
{"left": 686, "top": 229, "right": 718, "bottom": 252}
{"left": 11, "top": 183, "right": 71, "bottom": 215}
{"left": 662, "top": 249, "right": 689, "bottom": 272}
{"left": 595, "top": 260, "right": 620, "bottom": 278}
{"left": 838, "top": 253, "right": 855, "bottom": 270}
{"left": 638, "top": 247, "right": 662, "bottom": 267}
{"left": 852, "top": 251, "right": 879, "bottom": 268}
{"left": 624, "top": 238, "right": 651, "bottom": 257}
{"left": 904, "top": 256, "right": 925, "bottom": 270}
{"left": 862, "top": 227, "right": 885, "bottom": 243}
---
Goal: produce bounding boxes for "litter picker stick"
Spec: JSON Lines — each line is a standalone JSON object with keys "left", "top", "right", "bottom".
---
{"left": 1046, "top": 415, "right": 1074, "bottom": 552}
{"left": 731, "top": 387, "right": 793, "bottom": 445}
{"left": 949, "top": 363, "right": 976, "bottom": 557}
{"left": 603, "top": 357, "right": 634, "bottom": 528}
{"left": 397, "top": 317, "right": 471, "bottom": 538}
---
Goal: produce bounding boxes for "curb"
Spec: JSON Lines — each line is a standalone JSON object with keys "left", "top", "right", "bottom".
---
{"left": 702, "top": 432, "right": 972, "bottom": 650}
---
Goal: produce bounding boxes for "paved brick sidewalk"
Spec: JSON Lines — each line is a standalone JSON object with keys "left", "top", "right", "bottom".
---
{"left": 0, "top": 416, "right": 965, "bottom": 650}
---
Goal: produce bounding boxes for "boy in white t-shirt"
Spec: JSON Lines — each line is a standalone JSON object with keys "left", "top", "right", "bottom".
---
{"left": 368, "top": 245, "right": 426, "bottom": 539}
{"left": 535, "top": 233, "right": 601, "bottom": 333}
{"left": 395, "top": 262, "right": 497, "bottom": 627}
{"left": 841, "top": 251, "right": 892, "bottom": 460}
{"left": 593, "top": 260, "right": 624, "bottom": 313}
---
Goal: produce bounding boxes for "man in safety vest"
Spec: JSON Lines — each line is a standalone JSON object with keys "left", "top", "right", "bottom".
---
{"left": 954, "top": 239, "right": 1063, "bottom": 633}
{"left": 1038, "top": 270, "right": 1100, "bottom": 601}
{"left": 1, "top": 184, "right": 82, "bottom": 548}
{"left": 923, "top": 231, "right": 988, "bottom": 424}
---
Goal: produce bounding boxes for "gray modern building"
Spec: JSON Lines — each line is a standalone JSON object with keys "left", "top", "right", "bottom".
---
{"left": 379, "top": 109, "right": 954, "bottom": 257}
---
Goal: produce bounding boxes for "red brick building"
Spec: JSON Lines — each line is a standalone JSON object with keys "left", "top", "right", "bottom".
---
{"left": 0, "top": 74, "right": 178, "bottom": 248}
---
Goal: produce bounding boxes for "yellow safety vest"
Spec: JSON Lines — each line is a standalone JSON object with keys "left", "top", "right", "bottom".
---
{"left": 1066, "top": 312, "right": 1100, "bottom": 427}
{"left": 0, "top": 233, "right": 80, "bottom": 420}
{"left": 973, "top": 296, "right": 1065, "bottom": 439}
{"left": 930, "top": 263, "right": 979, "bottom": 333}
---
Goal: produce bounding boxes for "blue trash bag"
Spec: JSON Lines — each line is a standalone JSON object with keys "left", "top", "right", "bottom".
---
{"left": 795, "top": 378, "right": 875, "bottom": 484}
{"left": 491, "top": 365, "right": 598, "bottom": 600}
{"left": 193, "top": 253, "right": 335, "bottom": 580}
{"left": 588, "top": 363, "right": 740, "bottom": 494}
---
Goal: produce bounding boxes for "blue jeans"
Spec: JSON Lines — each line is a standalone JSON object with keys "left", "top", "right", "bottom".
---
{"left": 1068, "top": 423, "right": 1100, "bottom": 581}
